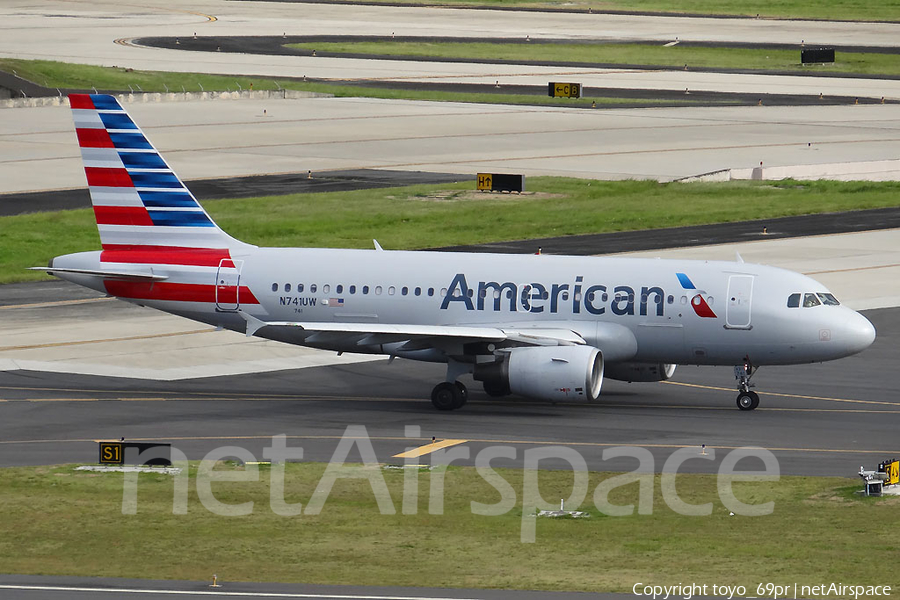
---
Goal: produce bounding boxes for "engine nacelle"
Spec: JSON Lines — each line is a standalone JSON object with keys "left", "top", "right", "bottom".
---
{"left": 475, "top": 345, "right": 603, "bottom": 401}
{"left": 604, "top": 362, "right": 677, "bottom": 383}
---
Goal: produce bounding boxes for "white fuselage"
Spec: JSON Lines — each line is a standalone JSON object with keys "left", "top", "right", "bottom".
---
{"left": 54, "top": 247, "right": 876, "bottom": 367}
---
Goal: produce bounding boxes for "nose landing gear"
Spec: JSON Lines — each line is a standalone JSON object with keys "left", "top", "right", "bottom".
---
{"left": 734, "top": 356, "right": 759, "bottom": 411}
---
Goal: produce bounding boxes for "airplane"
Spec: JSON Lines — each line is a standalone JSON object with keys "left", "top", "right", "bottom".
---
{"left": 35, "top": 94, "right": 877, "bottom": 411}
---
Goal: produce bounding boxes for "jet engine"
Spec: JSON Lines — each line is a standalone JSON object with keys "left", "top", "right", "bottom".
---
{"left": 604, "top": 362, "right": 677, "bottom": 383}
{"left": 474, "top": 345, "right": 603, "bottom": 401}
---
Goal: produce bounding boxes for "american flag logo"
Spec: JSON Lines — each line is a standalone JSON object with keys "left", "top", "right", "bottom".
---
{"left": 326, "top": 298, "right": 344, "bottom": 307}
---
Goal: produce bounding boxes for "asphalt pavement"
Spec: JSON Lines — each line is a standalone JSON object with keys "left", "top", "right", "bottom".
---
{"left": 0, "top": 305, "right": 895, "bottom": 476}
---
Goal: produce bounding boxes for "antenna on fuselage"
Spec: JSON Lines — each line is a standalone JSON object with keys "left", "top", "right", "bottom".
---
{"left": 373, "top": 239, "right": 384, "bottom": 252}
{"left": 735, "top": 251, "right": 745, "bottom": 263}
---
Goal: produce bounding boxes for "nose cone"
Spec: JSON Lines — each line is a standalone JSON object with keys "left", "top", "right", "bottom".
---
{"left": 844, "top": 311, "right": 876, "bottom": 355}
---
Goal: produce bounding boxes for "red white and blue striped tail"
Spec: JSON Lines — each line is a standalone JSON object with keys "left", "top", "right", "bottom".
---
{"left": 69, "top": 93, "right": 249, "bottom": 252}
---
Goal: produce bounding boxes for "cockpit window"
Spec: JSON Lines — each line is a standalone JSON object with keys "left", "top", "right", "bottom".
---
{"left": 803, "top": 293, "right": 821, "bottom": 308}
{"left": 817, "top": 292, "right": 840, "bottom": 306}
{"left": 787, "top": 293, "right": 801, "bottom": 308}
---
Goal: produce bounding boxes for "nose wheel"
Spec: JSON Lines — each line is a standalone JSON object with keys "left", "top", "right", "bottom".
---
{"left": 736, "top": 390, "right": 759, "bottom": 411}
{"left": 734, "top": 355, "right": 759, "bottom": 411}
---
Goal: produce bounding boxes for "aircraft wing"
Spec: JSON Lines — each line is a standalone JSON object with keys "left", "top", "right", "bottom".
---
{"left": 240, "top": 313, "right": 586, "bottom": 348}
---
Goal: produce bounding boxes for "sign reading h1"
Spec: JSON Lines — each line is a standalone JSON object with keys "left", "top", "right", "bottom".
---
{"left": 477, "top": 173, "right": 525, "bottom": 193}
{"left": 548, "top": 82, "right": 582, "bottom": 98}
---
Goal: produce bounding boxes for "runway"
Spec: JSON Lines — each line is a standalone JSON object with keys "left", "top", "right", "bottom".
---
{"left": 0, "top": 300, "right": 895, "bottom": 476}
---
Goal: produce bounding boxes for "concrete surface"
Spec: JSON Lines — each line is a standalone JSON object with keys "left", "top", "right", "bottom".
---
{"left": 0, "top": 281, "right": 380, "bottom": 381}
{"left": 3, "top": 98, "right": 900, "bottom": 192}
{"left": 3, "top": 0, "right": 900, "bottom": 100}
{"left": 683, "top": 158, "right": 900, "bottom": 182}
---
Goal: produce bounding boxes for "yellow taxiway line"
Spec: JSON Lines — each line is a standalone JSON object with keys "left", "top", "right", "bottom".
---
{"left": 662, "top": 380, "right": 900, "bottom": 408}
{"left": 393, "top": 439, "right": 468, "bottom": 458}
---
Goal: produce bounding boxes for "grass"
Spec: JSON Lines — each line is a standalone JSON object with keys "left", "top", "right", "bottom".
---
{"left": 286, "top": 0, "right": 900, "bottom": 22}
{"left": 287, "top": 41, "right": 900, "bottom": 77}
{"left": 4, "top": 178, "right": 900, "bottom": 284}
{"left": 0, "top": 462, "right": 898, "bottom": 592}
{"left": 0, "top": 59, "right": 706, "bottom": 108}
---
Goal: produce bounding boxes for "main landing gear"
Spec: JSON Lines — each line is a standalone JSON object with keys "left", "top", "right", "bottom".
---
{"left": 431, "top": 359, "right": 472, "bottom": 411}
{"left": 431, "top": 381, "right": 468, "bottom": 411}
{"left": 734, "top": 355, "right": 759, "bottom": 411}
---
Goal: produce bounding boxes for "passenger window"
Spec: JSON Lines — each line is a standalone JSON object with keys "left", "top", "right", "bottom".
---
{"left": 787, "top": 293, "right": 801, "bottom": 308}
{"left": 363, "top": 285, "right": 369, "bottom": 295}
{"left": 803, "top": 293, "right": 821, "bottom": 308}
{"left": 349, "top": 285, "right": 356, "bottom": 294}
{"left": 440, "top": 288, "right": 447, "bottom": 297}
{"left": 375, "top": 286, "right": 382, "bottom": 295}
{"left": 817, "top": 292, "right": 840, "bottom": 306}
{"left": 415, "top": 287, "right": 421, "bottom": 296}
{"left": 310, "top": 284, "right": 317, "bottom": 293}
{"left": 336, "top": 284, "right": 343, "bottom": 293}
{"left": 428, "top": 288, "right": 434, "bottom": 297}
{"left": 272, "top": 283, "right": 278, "bottom": 292}
{"left": 388, "top": 286, "right": 396, "bottom": 296}
{"left": 323, "top": 284, "right": 330, "bottom": 294}
{"left": 401, "top": 286, "right": 408, "bottom": 296}
{"left": 298, "top": 283, "right": 304, "bottom": 293}
{"left": 284, "top": 283, "right": 291, "bottom": 293}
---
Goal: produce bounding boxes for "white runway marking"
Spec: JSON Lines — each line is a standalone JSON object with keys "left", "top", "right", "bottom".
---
{"left": 0, "top": 584, "right": 487, "bottom": 600}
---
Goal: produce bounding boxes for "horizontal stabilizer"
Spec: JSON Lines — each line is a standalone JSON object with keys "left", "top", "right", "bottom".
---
{"left": 28, "top": 266, "right": 168, "bottom": 281}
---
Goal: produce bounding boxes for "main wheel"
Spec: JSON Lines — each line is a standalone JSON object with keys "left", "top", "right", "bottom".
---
{"left": 454, "top": 381, "right": 468, "bottom": 408}
{"left": 482, "top": 381, "right": 510, "bottom": 398}
{"left": 736, "top": 391, "right": 759, "bottom": 411}
{"left": 431, "top": 382, "right": 462, "bottom": 411}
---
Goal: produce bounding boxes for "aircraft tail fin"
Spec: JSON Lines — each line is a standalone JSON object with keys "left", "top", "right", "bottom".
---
{"left": 69, "top": 93, "right": 250, "bottom": 253}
